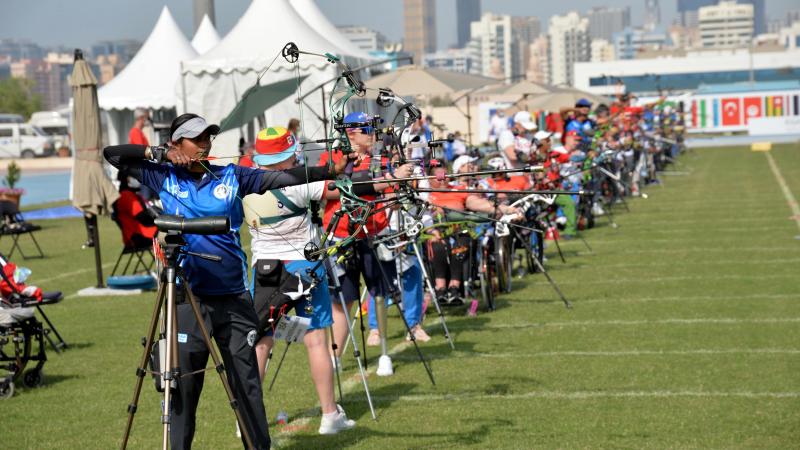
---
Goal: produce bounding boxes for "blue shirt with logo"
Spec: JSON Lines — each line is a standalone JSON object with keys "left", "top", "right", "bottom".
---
{"left": 141, "top": 162, "right": 264, "bottom": 296}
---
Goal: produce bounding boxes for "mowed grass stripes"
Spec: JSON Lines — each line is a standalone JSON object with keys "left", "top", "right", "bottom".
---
{"left": 1, "top": 144, "right": 798, "bottom": 449}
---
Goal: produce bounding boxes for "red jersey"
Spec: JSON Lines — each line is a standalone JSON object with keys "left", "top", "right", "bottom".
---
{"left": 239, "top": 155, "right": 255, "bottom": 168}
{"left": 427, "top": 184, "right": 469, "bottom": 212}
{"left": 318, "top": 150, "right": 389, "bottom": 238}
{"left": 116, "top": 191, "right": 157, "bottom": 247}
{"left": 128, "top": 127, "right": 149, "bottom": 146}
{"left": 489, "top": 175, "right": 530, "bottom": 191}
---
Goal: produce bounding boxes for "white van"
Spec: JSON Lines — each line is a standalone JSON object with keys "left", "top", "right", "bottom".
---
{"left": 0, "top": 123, "right": 55, "bottom": 158}
{"left": 29, "top": 111, "right": 69, "bottom": 149}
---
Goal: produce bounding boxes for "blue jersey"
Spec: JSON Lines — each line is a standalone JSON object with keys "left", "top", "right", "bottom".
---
{"left": 141, "top": 162, "right": 264, "bottom": 296}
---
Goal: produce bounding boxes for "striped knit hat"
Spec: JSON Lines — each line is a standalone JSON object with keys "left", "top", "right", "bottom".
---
{"left": 253, "top": 127, "right": 298, "bottom": 166}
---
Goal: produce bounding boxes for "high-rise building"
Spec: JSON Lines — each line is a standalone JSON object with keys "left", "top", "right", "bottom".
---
{"left": 403, "top": 0, "right": 436, "bottom": 65}
{"left": 424, "top": 48, "right": 478, "bottom": 74}
{"left": 779, "top": 21, "right": 800, "bottom": 50}
{"left": 698, "top": 1, "right": 754, "bottom": 48}
{"left": 511, "top": 16, "right": 541, "bottom": 80}
{"left": 337, "top": 26, "right": 388, "bottom": 53}
{"left": 456, "top": 0, "right": 481, "bottom": 48}
{"left": 644, "top": 0, "right": 661, "bottom": 31}
{"left": 193, "top": 0, "right": 215, "bottom": 33}
{"left": 669, "top": 24, "right": 701, "bottom": 49}
{"left": 587, "top": 7, "right": 631, "bottom": 41}
{"left": 785, "top": 9, "right": 800, "bottom": 26}
{"left": 678, "top": 0, "right": 765, "bottom": 34}
{"left": 526, "top": 35, "right": 549, "bottom": 83}
{"left": 0, "top": 39, "right": 45, "bottom": 61}
{"left": 548, "top": 12, "right": 590, "bottom": 86}
{"left": 90, "top": 40, "right": 141, "bottom": 65}
{"left": 613, "top": 27, "right": 670, "bottom": 59}
{"left": 591, "top": 39, "right": 616, "bottom": 62}
{"left": 470, "top": 13, "right": 517, "bottom": 80}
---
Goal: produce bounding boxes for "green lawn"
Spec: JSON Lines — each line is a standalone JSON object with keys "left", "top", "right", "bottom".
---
{"left": 1, "top": 144, "right": 799, "bottom": 449}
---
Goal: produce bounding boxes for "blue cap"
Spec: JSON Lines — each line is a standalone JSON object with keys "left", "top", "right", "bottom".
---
{"left": 343, "top": 111, "right": 373, "bottom": 134}
{"left": 575, "top": 98, "right": 592, "bottom": 108}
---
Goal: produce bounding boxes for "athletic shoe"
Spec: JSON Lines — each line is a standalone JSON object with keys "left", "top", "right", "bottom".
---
{"left": 366, "top": 329, "right": 380, "bottom": 347}
{"left": 591, "top": 203, "right": 605, "bottom": 216}
{"left": 318, "top": 404, "right": 356, "bottom": 435}
{"left": 406, "top": 325, "right": 431, "bottom": 342}
{"left": 447, "top": 287, "right": 464, "bottom": 306}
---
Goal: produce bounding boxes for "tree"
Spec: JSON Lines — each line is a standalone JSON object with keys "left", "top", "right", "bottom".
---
{"left": 0, "top": 77, "right": 43, "bottom": 119}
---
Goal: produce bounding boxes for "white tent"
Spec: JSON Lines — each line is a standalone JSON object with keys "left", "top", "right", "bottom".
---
{"left": 180, "top": 0, "right": 369, "bottom": 157}
{"left": 191, "top": 14, "right": 221, "bottom": 55}
{"left": 98, "top": 6, "right": 197, "bottom": 145}
{"left": 289, "top": 0, "right": 373, "bottom": 61}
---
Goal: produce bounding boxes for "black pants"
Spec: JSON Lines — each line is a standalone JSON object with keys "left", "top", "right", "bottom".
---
{"left": 171, "top": 290, "right": 270, "bottom": 450}
{"left": 339, "top": 239, "right": 397, "bottom": 302}
{"left": 428, "top": 234, "right": 471, "bottom": 283}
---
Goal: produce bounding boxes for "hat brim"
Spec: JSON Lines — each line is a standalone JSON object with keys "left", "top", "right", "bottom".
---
{"left": 252, "top": 141, "right": 298, "bottom": 166}
{"left": 519, "top": 121, "right": 538, "bottom": 131}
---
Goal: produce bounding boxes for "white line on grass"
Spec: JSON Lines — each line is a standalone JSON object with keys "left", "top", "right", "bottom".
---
{"left": 394, "top": 348, "right": 800, "bottom": 362}
{"left": 577, "top": 246, "right": 795, "bottom": 256}
{"left": 572, "top": 293, "right": 799, "bottom": 306}
{"left": 454, "top": 317, "right": 800, "bottom": 331}
{"left": 765, "top": 151, "right": 800, "bottom": 233}
{"left": 572, "top": 258, "right": 800, "bottom": 270}
{"left": 370, "top": 390, "right": 800, "bottom": 403}
{"left": 554, "top": 273, "right": 795, "bottom": 286}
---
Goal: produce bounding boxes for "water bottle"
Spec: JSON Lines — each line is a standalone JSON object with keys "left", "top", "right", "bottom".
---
{"left": 276, "top": 411, "right": 288, "bottom": 425}
{"left": 14, "top": 267, "right": 31, "bottom": 284}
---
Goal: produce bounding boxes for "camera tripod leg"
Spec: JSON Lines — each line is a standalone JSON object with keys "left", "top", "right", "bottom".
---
{"left": 268, "top": 342, "right": 291, "bottom": 392}
{"left": 329, "top": 327, "right": 343, "bottom": 404}
{"left": 545, "top": 218, "right": 567, "bottom": 263}
{"left": 183, "top": 288, "right": 255, "bottom": 450}
{"left": 411, "top": 242, "right": 454, "bottom": 350}
{"left": 324, "top": 260, "right": 377, "bottom": 420}
{"left": 161, "top": 269, "right": 179, "bottom": 450}
{"left": 121, "top": 282, "right": 165, "bottom": 450}
{"left": 369, "top": 246, "right": 435, "bottom": 386}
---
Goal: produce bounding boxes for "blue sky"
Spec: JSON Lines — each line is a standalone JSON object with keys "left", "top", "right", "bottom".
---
{"left": 2, "top": 0, "right": 797, "bottom": 49}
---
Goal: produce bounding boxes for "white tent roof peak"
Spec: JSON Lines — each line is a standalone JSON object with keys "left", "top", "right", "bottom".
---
{"left": 99, "top": 6, "right": 197, "bottom": 110}
{"left": 289, "top": 0, "right": 373, "bottom": 61}
{"left": 183, "top": 0, "right": 366, "bottom": 75}
{"left": 191, "top": 14, "right": 221, "bottom": 55}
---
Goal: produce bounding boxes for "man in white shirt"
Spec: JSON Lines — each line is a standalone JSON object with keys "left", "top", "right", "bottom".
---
{"left": 498, "top": 111, "right": 537, "bottom": 168}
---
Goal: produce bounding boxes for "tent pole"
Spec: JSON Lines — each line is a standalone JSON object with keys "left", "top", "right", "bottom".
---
{"left": 466, "top": 95, "right": 473, "bottom": 147}
{"left": 180, "top": 62, "right": 187, "bottom": 113}
{"left": 320, "top": 88, "right": 328, "bottom": 139}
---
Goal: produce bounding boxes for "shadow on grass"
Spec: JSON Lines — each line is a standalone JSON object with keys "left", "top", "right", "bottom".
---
{"left": 279, "top": 382, "right": 517, "bottom": 449}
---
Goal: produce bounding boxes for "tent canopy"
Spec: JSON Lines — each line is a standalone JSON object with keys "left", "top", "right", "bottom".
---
{"left": 365, "top": 66, "right": 500, "bottom": 97}
{"left": 183, "top": 0, "right": 366, "bottom": 75}
{"left": 98, "top": 6, "right": 197, "bottom": 110}
{"left": 289, "top": 0, "right": 374, "bottom": 61}
{"left": 476, "top": 80, "right": 554, "bottom": 97}
{"left": 191, "top": 14, "right": 221, "bottom": 55}
{"left": 219, "top": 75, "right": 308, "bottom": 132}
{"left": 505, "top": 88, "right": 609, "bottom": 114}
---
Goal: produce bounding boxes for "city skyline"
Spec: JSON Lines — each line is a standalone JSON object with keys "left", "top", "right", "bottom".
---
{"left": 2, "top": 0, "right": 798, "bottom": 51}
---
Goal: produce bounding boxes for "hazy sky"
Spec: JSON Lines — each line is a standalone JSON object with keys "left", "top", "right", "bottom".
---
{"left": 2, "top": 0, "right": 798, "bottom": 50}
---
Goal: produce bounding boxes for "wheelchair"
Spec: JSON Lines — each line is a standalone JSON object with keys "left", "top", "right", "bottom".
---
{"left": 0, "top": 291, "right": 62, "bottom": 399}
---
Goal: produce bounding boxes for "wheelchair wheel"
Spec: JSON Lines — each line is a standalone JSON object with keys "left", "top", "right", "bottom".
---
{"left": 495, "top": 236, "right": 513, "bottom": 294}
{"left": 0, "top": 380, "right": 13, "bottom": 399}
{"left": 480, "top": 247, "right": 496, "bottom": 311}
{"left": 22, "top": 369, "right": 43, "bottom": 388}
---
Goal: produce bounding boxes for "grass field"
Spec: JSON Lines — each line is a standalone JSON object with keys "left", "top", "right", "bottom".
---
{"left": 2, "top": 144, "right": 799, "bottom": 449}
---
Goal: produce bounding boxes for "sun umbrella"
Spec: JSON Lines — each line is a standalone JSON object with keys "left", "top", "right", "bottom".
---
{"left": 365, "top": 66, "right": 499, "bottom": 97}
{"left": 70, "top": 49, "right": 119, "bottom": 288}
{"left": 219, "top": 75, "right": 308, "bottom": 133}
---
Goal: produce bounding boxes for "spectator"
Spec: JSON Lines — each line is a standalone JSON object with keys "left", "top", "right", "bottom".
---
{"left": 128, "top": 108, "right": 150, "bottom": 146}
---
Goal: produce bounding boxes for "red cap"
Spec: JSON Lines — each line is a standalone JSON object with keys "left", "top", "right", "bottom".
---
{"left": 565, "top": 130, "right": 582, "bottom": 139}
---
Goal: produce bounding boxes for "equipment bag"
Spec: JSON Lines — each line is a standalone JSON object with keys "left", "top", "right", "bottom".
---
{"left": 253, "top": 259, "right": 310, "bottom": 335}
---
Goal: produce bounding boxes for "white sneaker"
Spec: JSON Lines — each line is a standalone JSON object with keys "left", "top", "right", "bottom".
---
{"left": 591, "top": 203, "right": 605, "bottom": 216}
{"left": 318, "top": 404, "right": 356, "bottom": 435}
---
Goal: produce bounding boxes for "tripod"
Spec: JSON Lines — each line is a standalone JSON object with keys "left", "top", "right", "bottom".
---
{"left": 120, "top": 231, "right": 255, "bottom": 450}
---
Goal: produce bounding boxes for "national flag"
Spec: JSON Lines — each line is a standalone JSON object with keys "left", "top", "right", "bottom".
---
{"left": 700, "top": 99, "right": 707, "bottom": 128}
{"left": 713, "top": 98, "right": 720, "bottom": 127}
{"left": 765, "top": 96, "right": 774, "bottom": 117}
{"left": 721, "top": 98, "right": 741, "bottom": 126}
{"left": 743, "top": 97, "right": 762, "bottom": 124}
{"left": 691, "top": 100, "right": 697, "bottom": 127}
{"left": 794, "top": 95, "right": 799, "bottom": 116}
{"left": 773, "top": 96, "right": 784, "bottom": 116}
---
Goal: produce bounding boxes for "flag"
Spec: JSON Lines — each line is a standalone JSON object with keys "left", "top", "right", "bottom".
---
{"left": 713, "top": 98, "right": 720, "bottom": 127}
{"left": 773, "top": 96, "right": 784, "bottom": 116}
{"left": 743, "top": 97, "right": 762, "bottom": 124}
{"left": 721, "top": 98, "right": 741, "bottom": 126}
{"left": 765, "top": 96, "right": 774, "bottom": 117}
{"left": 793, "top": 95, "right": 800, "bottom": 116}
{"left": 699, "top": 99, "right": 707, "bottom": 128}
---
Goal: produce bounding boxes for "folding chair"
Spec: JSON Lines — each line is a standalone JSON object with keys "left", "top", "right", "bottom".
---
{"left": 0, "top": 201, "right": 44, "bottom": 259}
{"left": 110, "top": 242, "right": 155, "bottom": 277}
{"left": 0, "top": 253, "right": 66, "bottom": 353}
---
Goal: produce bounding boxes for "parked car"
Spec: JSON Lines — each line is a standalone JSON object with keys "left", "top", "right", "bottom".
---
{"left": 0, "top": 123, "right": 55, "bottom": 158}
{"left": 0, "top": 114, "right": 25, "bottom": 124}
